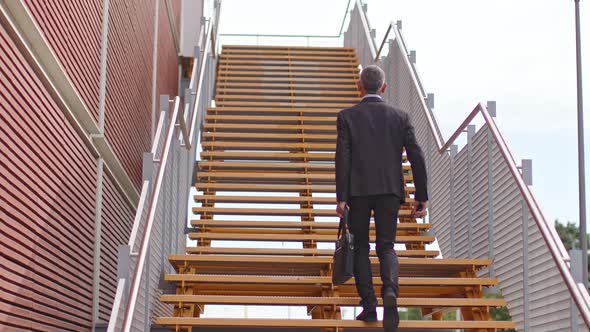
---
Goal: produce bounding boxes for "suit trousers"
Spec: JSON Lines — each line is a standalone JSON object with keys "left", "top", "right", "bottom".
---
{"left": 348, "top": 194, "right": 401, "bottom": 309}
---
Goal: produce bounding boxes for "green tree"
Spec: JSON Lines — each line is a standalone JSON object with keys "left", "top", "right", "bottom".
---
{"left": 554, "top": 219, "right": 590, "bottom": 284}
{"left": 399, "top": 308, "right": 422, "bottom": 319}
{"left": 554, "top": 219, "right": 589, "bottom": 250}
{"left": 485, "top": 293, "right": 514, "bottom": 330}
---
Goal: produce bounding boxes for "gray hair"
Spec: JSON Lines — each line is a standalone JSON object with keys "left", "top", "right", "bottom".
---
{"left": 360, "top": 65, "right": 385, "bottom": 94}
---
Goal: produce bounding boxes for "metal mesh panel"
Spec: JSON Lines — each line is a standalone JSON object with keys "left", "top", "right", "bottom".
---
{"left": 470, "top": 127, "right": 492, "bottom": 260}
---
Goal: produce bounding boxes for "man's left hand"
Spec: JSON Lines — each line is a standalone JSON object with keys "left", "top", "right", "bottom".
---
{"left": 336, "top": 201, "right": 348, "bottom": 218}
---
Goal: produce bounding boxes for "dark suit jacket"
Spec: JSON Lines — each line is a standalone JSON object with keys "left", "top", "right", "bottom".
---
{"left": 335, "top": 96, "right": 428, "bottom": 203}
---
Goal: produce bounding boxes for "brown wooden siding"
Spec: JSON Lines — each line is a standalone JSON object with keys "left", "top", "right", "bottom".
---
{"left": 24, "top": 0, "right": 180, "bottom": 190}
{"left": 2, "top": 0, "right": 181, "bottom": 330}
{"left": 0, "top": 22, "right": 96, "bottom": 331}
{"left": 24, "top": 0, "right": 102, "bottom": 122}
{"left": 156, "top": 0, "right": 180, "bottom": 114}
{"left": 103, "top": 0, "right": 156, "bottom": 189}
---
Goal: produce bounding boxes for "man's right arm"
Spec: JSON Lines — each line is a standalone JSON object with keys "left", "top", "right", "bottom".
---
{"left": 403, "top": 112, "right": 428, "bottom": 207}
{"left": 336, "top": 112, "right": 351, "bottom": 204}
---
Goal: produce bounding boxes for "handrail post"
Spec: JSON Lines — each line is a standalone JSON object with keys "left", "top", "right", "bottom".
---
{"left": 487, "top": 101, "right": 497, "bottom": 117}
{"left": 409, "top": 50, "right": 416, "bottom": 64}
{"left": 426, "top": 93, "right": 434, "bottom": 110}
{"left": 467, "top": 125, "right": 475, "bottom": 258}
{"left": 117, "top": 245, "right": 131, "bottom": 300}
{"left": 92, "top": 159, "right": 105, "bottom": 332}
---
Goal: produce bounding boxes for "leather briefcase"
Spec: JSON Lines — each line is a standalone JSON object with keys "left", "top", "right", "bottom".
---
{"left": 332, "top": 208, "right": 354, "bottom": 285}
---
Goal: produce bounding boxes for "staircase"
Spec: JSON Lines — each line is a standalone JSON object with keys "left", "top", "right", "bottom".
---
{"left": 155, "top": 45, "right": 515, "bottom": 331}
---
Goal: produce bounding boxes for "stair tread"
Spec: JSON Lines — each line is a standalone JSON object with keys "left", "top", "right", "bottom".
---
{"left": 201, "top": 132, "right": 337, "bottom": 142}
{"left": 157, "top": 317, "right": 514, "bottom": 329}
{"left": 214, "top": 101, "right": 355, "bottom": 108}
{"left": 188, "top": 232, "right": 433, "bottom": 243}
{"left": 200, "top": 151, "right": 337, "bottom": 161}
{"left": 169, "top": 255, "right": 491, "bottom": 265}
{"left": 200, "top": 142, "right": 337, "bottom": 151}
{"left": 214, "top": 76, "right": 357, "bottom": 83}
{"left": 219, "top": 54, "right": 358, "bottom": 61}
{"left": 160, "top": 295, "right": 506, "bottom": 307}
{"left": 219, "top": 55, "right": 359, "bottom": 62}
{"left": 164, "top": 275, "right": 497, "bottom": 286}
{"left": 202, "top": 123, "right": 337, "bottom": 131}
{"left": 156, "top": 317, "right": 515, "bottom": 329}
{"left": 169, "top": 255, "right": 490, "bottom": 277}
{"left": 194, "top": 183, "right": 416, "bottom": 193}
{"left": 222, "top": 45, "right": 357, "bottom": 51}
{"left": 206, "top": 106, "right": 344, "bottom": 113}
{"left": 218, "top": 64, "right": 359, "bottom": 72}
{"left": 190, "top": 220, "right": 424, "bottom": 229}
{"left": 195, "top": 172, "right": 411, "bottom": 181}
{"left": 197, "top": 161, "right": 338, "bottom": 170}
{"left": 218, "top": 71, "right": 358, "bottom": 78}
{"left": 205, "top": 114, "right": 337, "bottom": 122}
{"left": 184, "top": 247, "right": 438, "bottom": 257}
{"left": 193, "top": 195, "right": 341, "bottom": 204}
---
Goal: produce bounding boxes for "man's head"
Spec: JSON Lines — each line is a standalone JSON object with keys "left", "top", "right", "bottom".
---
{"left": 357, "top": 65, "right": 387, "bottom": 96}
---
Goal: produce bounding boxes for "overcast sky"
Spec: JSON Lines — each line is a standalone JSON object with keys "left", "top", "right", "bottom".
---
{"left": 218, "top": 0, "right": 590, "bottom": 226}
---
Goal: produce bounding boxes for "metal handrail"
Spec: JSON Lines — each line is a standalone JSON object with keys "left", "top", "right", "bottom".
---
{"left": 189, "top": 10, "right": 214, "bottom": 144}
{"left": 374, "top": 21, "right": 393, "bottom": 62}
{"left": 121, "top": 96, "right": 182, "bottom": 331}
{"left": 107, "top": 3, "right": 219, "bottom": 328}
{"left": 388, "top": 27, "right": 590, "bottom": 327}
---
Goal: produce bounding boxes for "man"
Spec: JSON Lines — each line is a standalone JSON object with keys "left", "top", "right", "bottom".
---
{"left": 335, "top": 65, "right": 428, "bottom": 332}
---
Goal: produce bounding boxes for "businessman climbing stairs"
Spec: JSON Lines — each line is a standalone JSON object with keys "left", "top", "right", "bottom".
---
{"left": 155, "top": 45, "right": 515, "bottom": 331}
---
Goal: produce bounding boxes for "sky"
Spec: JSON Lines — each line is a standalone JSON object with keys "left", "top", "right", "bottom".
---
{"left": 217, "top": 0, "right": 590, "bottom": 227}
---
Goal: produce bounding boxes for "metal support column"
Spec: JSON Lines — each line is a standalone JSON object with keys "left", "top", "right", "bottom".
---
{"left": 97, "top": 0, "right": 110, "bottom": 133}
{"left": 449, "top": 144, "right": 458, "bottom": 257}
{"left": 142, "top": 151, "right": 154, "bottom": 332}
{"left": 92, "top": 159, "right": 105, "bottom": 331}
{"left": 571, "top": 249, "right": 584, "bottom": 331}
{"left": 159, "top": 95, "right": 169, "bottom": 271}
{"left": 92, "top": 0, "right": 110, "bottom": 323}
{"left": 522, "top": 159, "right": 533, "bottom": 331}
{"left": 574, "top": 0, "right": 588, "bottom": 288}
{"left": 144, "top": 245, "right": 151, "bottom": 332}
{"left": 487, "top": 101, "right": 496, "bottom": 281}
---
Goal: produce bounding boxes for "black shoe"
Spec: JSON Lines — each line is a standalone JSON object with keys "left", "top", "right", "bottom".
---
{"left": 356, "top": 307, "right": 378, "bottom": 322}
{"left": 382, "top": 289, "right": 399, "bottom": 332}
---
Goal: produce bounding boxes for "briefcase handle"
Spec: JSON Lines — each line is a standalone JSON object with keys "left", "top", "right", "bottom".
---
{"left": 337, "top": 207, "right": 351, "bottom": 239}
